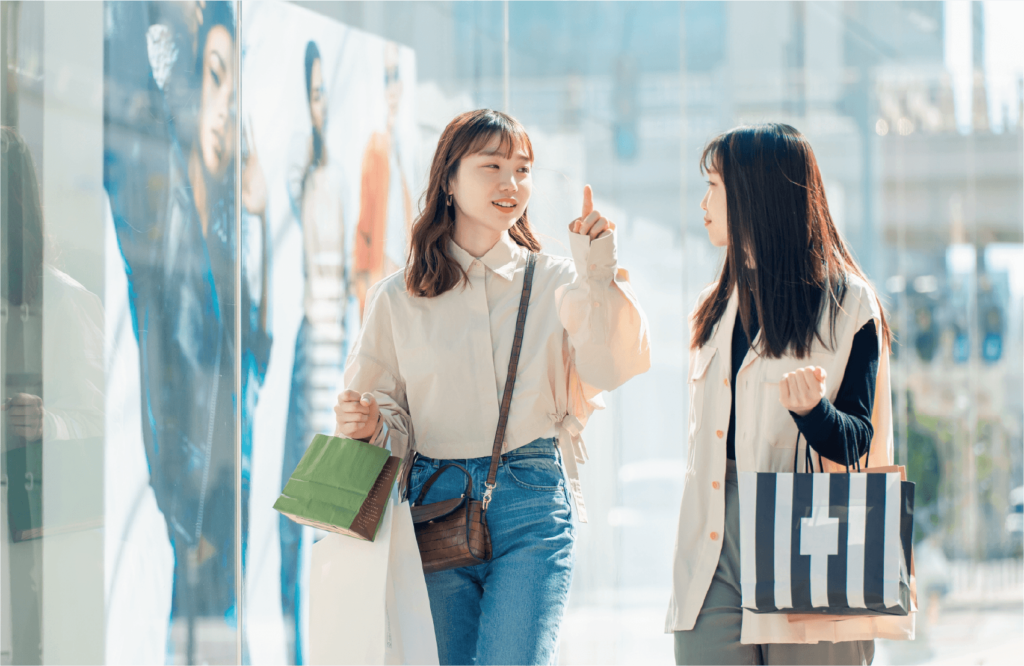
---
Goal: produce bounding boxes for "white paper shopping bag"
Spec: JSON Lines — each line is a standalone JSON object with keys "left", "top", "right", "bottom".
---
{"left": 384, "top": 501, "right": 439, "bottom": 665}
{"left": 309, "top": 500, "right": 393, "bottom": 665}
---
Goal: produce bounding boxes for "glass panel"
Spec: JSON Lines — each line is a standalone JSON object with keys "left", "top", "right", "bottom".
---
{"left": 239, "top": 2, "right": 505, "bottom": 662}
{"left": 2, "top": 2, "right": 106, "bottom": 664}
{"left": 506, "top": 2, "right": 685, "bottom": 662}
{"left": 102, "top": 2, "right": 239, "bottom": 663}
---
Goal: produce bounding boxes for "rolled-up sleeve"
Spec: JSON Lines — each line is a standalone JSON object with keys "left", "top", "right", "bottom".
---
{"left": 556, "top": 230, "right": 651, "bottom": 392}
{"left": 343, "top": 282, "right": 413, "bottom": 459}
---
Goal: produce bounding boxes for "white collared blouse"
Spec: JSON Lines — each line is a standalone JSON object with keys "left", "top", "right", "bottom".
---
{"left": 343, "top": 229, "right": 650, "bottom": 522}
{"left": 666, "top": 275, "right": 914, "bottom": 644}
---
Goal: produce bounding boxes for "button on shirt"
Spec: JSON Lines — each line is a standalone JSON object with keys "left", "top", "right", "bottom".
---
{"left": 344, "top": 229, "right": 650, "bottom": 522}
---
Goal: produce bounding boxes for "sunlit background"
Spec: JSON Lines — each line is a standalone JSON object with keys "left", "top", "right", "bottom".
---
{"left": 1, "top": 2, "right": 1021, "bottom": 664}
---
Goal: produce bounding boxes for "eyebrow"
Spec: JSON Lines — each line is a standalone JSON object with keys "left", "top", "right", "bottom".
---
{"left": 477, "top": 148, "right": 531, "bottom": 161}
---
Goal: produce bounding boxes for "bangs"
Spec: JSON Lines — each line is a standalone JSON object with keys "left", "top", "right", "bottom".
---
{"left": 700, "top": 135, "right": 725, "bottom": 175}
{"left": 464, "top": 117, "right": 534, "bottom": 162}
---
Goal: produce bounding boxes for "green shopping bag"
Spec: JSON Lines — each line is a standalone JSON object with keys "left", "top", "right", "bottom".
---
{"left": 274, "top": 434, "right": 400, "bottom": 542}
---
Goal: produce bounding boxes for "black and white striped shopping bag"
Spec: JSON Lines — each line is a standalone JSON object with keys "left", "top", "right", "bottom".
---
{"left": 737, "top": 470, "right": 914, "bottom": 616}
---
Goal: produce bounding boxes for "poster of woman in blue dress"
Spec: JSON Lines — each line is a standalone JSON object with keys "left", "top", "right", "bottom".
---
{"left": 104, "top": 1, "right": 271, "bottom": 661}
{"left": 103, "top": 1, "right": 414, "bottom": 662}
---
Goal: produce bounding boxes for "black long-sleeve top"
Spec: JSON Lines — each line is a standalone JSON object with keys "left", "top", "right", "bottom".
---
{"left": 726, "top": 307, "right": 879, "bottom": 466}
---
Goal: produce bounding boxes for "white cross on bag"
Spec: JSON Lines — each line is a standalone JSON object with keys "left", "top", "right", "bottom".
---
{"left": 800, "top": 475, "right": 839, "bottom": 607}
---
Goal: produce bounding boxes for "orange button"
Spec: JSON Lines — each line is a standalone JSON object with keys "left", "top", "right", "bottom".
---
{"left": 724, "top": 378, "right": 729, "bottom": 387}
{"left": 710, "top": 532, "right": 719, "bottom": 540}
{"left": 712, "top": 481, "right": 721, "bottom": 490}
{"left": 716, "top": 430, "right": 724, "bottom": 438}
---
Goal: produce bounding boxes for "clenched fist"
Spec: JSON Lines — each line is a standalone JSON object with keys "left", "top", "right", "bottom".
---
{"left": 334, "top": 390, "right": 381, "bottom": 442}
{"left": 779, "top": 366, "right": 827, "bottom": 417}
{"left": 2, "top": 393, "right": 44, "bottom": 441}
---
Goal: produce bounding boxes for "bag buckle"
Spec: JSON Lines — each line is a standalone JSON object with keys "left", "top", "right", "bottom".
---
{"left": 482, "top": 483, "right": 496, "bottom": 511}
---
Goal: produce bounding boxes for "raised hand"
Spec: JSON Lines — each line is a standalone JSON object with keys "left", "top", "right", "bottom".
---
{"left": 570, "top": 184, "right": 615, "bottom": 240}
{"left": 779, "top": 366, "right": 827, "bottom": 417}
{"left": 333, "top": 389, "right": 381, "bottom": 442}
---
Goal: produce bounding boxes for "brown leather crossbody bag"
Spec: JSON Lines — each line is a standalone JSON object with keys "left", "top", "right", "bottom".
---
{"left": 407, "top": 252, "right": 537, "bottom": 574}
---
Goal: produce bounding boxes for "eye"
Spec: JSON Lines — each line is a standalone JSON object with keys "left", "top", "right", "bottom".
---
{"left": 518, "top": 166, "right": 531, "bottom": 173}
{"left": 211, "top": 69, "right": 221, "bottom": 86}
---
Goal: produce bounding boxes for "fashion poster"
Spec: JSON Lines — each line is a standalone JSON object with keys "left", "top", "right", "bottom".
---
{"left": 242, "top": 3, "right": 417, "bottom": 663}
{"left": 103, "top": 1, "right": 253, "bottom": 662}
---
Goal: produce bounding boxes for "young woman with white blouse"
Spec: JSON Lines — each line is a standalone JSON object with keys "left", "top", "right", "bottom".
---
{"left": 668, "top": 124, "right": 905, "bottom": 665}
{"left": 334, "top": 109, "right": 650, "bottom": 665}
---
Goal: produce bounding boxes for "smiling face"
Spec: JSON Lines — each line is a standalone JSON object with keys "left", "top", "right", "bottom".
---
{"left": 700, "top": 168, "right": 729, "bottom": 247}
{"left": 198, "top": 24, "right": 235, "bottom": 181}
{"left": 449, "top": 133, "right": 533, "bottom": 241}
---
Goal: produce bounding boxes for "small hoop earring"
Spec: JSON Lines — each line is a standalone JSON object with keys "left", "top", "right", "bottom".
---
{"left": 445, "top": 193, "right": 453, "bottom": 207}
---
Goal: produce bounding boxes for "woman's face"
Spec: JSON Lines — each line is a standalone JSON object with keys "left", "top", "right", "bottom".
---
{"left": 309, "top": 58, "right": 326, "bottom": 134}
{"left": 450, "top": 134, "right": 533, "bottom": 238}
{"left": 701, "top": 168, "right": 728, "bottom": 248}
{"left": 198, "top": 24, "right": 235, "bottom": 181}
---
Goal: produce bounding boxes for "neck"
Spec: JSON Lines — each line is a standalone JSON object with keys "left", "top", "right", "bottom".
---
{"left": 452, "top": 215, "right": 503, "bottom": 258}
{"left": 189, "top": 146, "right": 210, "bottom": 237}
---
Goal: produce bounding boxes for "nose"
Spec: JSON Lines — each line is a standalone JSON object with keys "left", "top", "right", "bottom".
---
{"left": 499, "top": 170, "right": 518, "bottom": 193}
{"left": 700, "top": 191, "right": 709, "bottom": 211}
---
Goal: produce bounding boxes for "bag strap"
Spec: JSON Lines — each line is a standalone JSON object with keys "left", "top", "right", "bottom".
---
{"left": 482, "top": 252, "right": 537, "bottom": 511}
{"left": 792, "top": 432, "right": 822, "bottom": 474}
{"left": 413, "top": 463, "right": 473, "bottom": 506}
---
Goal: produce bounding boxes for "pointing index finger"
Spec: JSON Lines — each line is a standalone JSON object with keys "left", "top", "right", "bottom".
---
{"left": 582, "top": 184, "right": 594, "bottom": 219}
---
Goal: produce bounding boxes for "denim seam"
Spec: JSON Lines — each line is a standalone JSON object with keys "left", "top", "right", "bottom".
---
{"left": 501, "top": 458, "right": 566, "bottom": 492}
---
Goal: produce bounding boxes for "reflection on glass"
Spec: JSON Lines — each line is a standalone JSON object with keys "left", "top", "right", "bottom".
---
{"left": 103, "top": 1, "right": 240, "bottom": 662}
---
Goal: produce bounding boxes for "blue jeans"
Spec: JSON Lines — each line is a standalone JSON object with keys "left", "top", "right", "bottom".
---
{"left": 409, "top": 437, "right": 577, "bottom": 665}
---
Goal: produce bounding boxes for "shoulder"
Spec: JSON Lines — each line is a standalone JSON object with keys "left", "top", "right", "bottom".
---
{"left": 691, "top": 282, "right": 719, "bottom": 314}
{"left": 841, "top": 273, "right": 883, "bottom": 320}
{"left": 366, "top": 269, "right": 409, "bottom": 309}
{"left": 44, "top": 266, "right": 104, "bottom": 322}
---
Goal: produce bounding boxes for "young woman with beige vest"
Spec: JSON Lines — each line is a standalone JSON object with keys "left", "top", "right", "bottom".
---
{"left": 668, "top": 124, "right": 908, "bottom": 665}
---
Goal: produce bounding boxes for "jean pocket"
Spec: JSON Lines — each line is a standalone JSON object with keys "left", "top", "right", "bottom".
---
{"left": 407, "top": 457, "right": 433, "bottom": 503}
{"left": 503, "top": 455, "right": 565, "bottom": 491}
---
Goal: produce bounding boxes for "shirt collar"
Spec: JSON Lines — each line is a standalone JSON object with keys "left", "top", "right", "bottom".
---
{"left": 449, "top": 231, "right": 523, "bottom": 281}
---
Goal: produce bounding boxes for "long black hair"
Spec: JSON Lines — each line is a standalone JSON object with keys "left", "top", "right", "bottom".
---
{"left": 1, "top": 127, "right": 44, "bottom": 306}
{"left": 691, "top": 123, "right": 890, "bottom": 358}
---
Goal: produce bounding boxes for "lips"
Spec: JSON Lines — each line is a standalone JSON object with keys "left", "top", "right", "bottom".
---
{"left": 704, "top": 217, "right": 712, "bottom": 226}
{"left": 492, "top": 199, "right": 517, "bottom": 211}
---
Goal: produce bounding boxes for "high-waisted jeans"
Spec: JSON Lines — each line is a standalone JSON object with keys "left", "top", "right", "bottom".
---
{"left": 409, "top": 437, "right": 576, "bottom": 665}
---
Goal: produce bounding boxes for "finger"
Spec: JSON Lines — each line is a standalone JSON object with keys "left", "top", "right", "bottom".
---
{"left": 338, "top": 402, "right": 369, "bottom": 415}
{"left": 339, "top": 389, "right": 362, "bottom": 403}
{"left": 360, "top": 392, "right": 378, "bottom": 407}
{"left": 577, "top": 210, "right": 602, "bottom": 236}
{"left": 798, "top": 369, "right": 817, "bottom": 397}
{"left": 814, "top": 366, "right": 827, "bottom": 383}
{"left": 589, "top": 217, "right": 610, "bottom": 240}
{"left": 581, "top": 184, "right": 594, "bottom": 219}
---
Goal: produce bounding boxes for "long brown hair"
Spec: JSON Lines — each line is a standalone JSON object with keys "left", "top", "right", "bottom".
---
{"left": 405, "top": 109, "right": 541, "bottom": 298}
{"left": 691, "top": 123, "right": 891, "bottom": 357}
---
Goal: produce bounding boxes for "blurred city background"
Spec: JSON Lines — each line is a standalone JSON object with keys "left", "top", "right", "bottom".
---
{"left": 1, "top": 1, "right": 1021, "bottom": 664}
